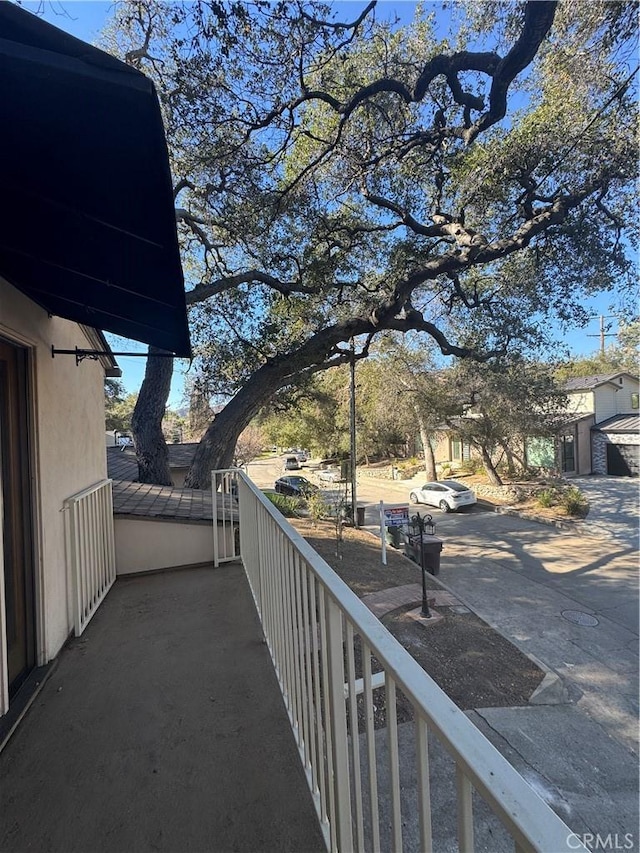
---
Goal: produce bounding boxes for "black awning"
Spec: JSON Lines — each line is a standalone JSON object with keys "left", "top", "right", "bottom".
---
{"left": 0, "top": 5, "right": 191, "bottom": 358}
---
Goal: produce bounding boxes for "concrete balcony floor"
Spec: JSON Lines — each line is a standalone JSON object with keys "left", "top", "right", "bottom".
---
{"left": 0, "top": 565, "right": 326, "bottom": 853}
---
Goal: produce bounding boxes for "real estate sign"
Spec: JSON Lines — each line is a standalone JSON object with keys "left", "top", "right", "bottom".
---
{"left": 383, "top": 506, "right": 410, "bottom": 527}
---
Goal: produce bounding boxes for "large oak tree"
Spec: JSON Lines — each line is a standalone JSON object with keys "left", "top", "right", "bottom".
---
{"left": 104, "top": 0, "right": 638, "bottom": 487}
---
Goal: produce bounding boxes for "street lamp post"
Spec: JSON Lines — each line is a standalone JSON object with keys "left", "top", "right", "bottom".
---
{"left": 350, "top": 337, "right": 358, "bottom": 527}
{"left": 410, "top": 511, "right": 435, "bottom": 618}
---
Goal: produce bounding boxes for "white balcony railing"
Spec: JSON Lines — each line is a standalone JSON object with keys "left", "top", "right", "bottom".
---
{"left": 64, "top": 479, "right": 116, "bottom": 636}
{"left": 213, "top": 470, "right": 584, "bottom": 853}
{"left": 211, "top": 470, "right": 241, "bottom": 566}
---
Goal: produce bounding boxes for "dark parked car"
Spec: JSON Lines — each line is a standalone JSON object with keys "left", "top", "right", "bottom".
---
{"left": 283, "top": 455, "right": 301, "bottom": 471}
{"left": 274, "top": 476, "right": 319, "bottom": 497}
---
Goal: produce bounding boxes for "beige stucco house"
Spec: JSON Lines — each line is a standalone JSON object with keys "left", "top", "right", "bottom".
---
{"left": 525, "top": 372, "right": 639, "bottom": 476}
{"left": 0, "top": 4, "right": 190, "bottom": 724}
{"left": 0, "top": 279, "right": 120, "bottom": 712}
{"left": 559, "top": 372, "right": 639, "bottom": 476}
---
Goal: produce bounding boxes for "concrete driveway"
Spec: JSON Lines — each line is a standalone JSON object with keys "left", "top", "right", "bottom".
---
{"left": 573, "top": 475, "right": 639, "bottom": 546}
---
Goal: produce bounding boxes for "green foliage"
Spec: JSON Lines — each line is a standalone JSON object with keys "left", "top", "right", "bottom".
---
{"left": 536, "top": 488, "right": 558, "bottom": 508}
{"left": 306, "top": 491, "right": 330, "bottom": 525}
{"left": 103, "top": 1, "right": 637, "bottom": 471}
{"left": 561, "top": 486, "right": 589, "bottom": 518}
{"left": 264, "top": 492, "right": 301, "bottom": 517}
{"left": 535, "top": 484, "right": 588, "bottom": 517}
{"left": 104, "top": 379, "right": 137, "bottom": 433}
{"left": 446, "top": 357, "right": 569, "bottom": 483}
{"left": 460, "top": 458, "right": 485, "bottom": 475}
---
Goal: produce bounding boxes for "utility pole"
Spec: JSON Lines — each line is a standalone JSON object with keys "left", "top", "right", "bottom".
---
{"left": 349, "top": 338, "right": 358, "bottom": 528}
{"left": 587, "top": 315, "right": 616, "bottom": 354}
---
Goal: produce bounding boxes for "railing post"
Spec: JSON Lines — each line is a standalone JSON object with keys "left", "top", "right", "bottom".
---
{"left": 212, "top": 472, "right": 220, "bottom": 568}
{"left": 64, "top": 479, "right": 116, "bottom": 636}
{"left": 456, "top": 764, "right": 474, "bottom": 853}
{"left": 325, "top": 596, "right": 353, "bottom": 852}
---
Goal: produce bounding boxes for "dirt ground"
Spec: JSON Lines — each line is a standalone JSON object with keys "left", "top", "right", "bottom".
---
{"left": 290, "top": 518, "right": 544, "bottom": 713}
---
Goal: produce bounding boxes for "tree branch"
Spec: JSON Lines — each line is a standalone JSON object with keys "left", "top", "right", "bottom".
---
{"left": 186, "top": 270, "right": 319, "bottom": 304}
{"left": 463, "top": 2, "right": 557, "bottom": 143}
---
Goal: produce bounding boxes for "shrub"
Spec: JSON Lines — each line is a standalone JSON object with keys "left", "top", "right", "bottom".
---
{"left": 264, "top": 492, "right": 301, "bottom": 517}
{"left": 536, "top": 488, "right": 557, "bottom": 508}
{"left": 458, "top": 458, "right": 484, "bottom": 475}
{"left": 307, "top": 491, "right": 330, "bottom": 524}
{"left": 561, "top": 486, "right": 589, "bottom": 517}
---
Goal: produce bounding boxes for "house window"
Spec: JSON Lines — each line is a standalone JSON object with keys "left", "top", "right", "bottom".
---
{"left": 526, "top": 437, "right": 555, "bottom": 468}
{"left": 632, "top": 393, "right": 639, "bottom": 410}
{"left": 561, "top": 435, "right": 575, "bottom": 473}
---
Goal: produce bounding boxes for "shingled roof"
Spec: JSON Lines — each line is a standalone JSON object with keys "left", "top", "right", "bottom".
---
{"left": 564, "top": 373, "right": 634, "bottom": 391}
{"left": 106, "top": 444, "right": 234, "bottom": 524}
{"left": 107, "top": 443, "right": 199, "bottom": 483}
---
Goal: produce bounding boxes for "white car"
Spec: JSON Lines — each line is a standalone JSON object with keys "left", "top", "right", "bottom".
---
{"left": 409, "top": 480, "right": 477, "bottom": 513}
{"left": 317, "top": 467, "right": 341, "bottom": 483}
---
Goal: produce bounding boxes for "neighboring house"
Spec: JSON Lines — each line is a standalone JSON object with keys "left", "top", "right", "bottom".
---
{"left": 166, "top": 443, "right": 200, "bottom": 487}
{"left": 528, "top": 372, "right": 640, "bottom": 476}
{"left": 559, "top": 373, "right": 639, "bottom": 477}
{"left": 415, "top": 430, "right": 472, "bottom": 469}
{"left": 0, "top": 5, "right": 189, "bottom": 719}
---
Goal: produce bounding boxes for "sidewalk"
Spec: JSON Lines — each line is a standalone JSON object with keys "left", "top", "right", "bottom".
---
{"left": 358, "top": 507, "right": 639, "bottom": 846}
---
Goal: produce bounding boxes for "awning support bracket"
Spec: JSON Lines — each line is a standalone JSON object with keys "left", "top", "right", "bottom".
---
{"left": 51, "top": 346, "right": 178, "bottom": 366}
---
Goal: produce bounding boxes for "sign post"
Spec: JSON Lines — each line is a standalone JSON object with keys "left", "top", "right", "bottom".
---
{"left": 380, "top": 503, "right": 410, "bottom": 565}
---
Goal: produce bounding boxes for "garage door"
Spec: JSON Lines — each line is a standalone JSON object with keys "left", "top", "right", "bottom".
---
{"left": 606, "top": 443, "right": 639, "bottom": 477}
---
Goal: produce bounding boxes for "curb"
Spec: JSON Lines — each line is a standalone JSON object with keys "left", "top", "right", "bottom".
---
{"left": 528, "top": 668, "right": 570, "bottom": 706}
{"left": 362, "top": 526, "right": 571, "bottom": 706}
{"left": 423, "top": 566, "right": 570, "bottom": 705}
{"left": 486, "top": 503, "right": 605, "bottom": 539}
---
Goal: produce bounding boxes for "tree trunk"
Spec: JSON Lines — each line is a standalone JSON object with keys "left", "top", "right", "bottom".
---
{"left": 131, "top": 347, "right": 173, "bottom": 486}
{"left": 501, "top": 444, "right": 519, "bottom": 477}
{"left": 511, "top": 440, "right": 528, "bottom": 471}
{"left": 416, "top": 408, "right": 437, "bottom": 480}
{"left": 184, "top": 363, "right": 286, "bottom": 488}
{"left": 479, "top": 445, "right": 503, "bottom": 486}
{"left": 184, "top": 318, "right": 379, "bottom": 488}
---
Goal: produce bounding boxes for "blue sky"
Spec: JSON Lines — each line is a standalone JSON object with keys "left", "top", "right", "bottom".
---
{"left": 26, "top": 0, "right": 629, "bottom": 406}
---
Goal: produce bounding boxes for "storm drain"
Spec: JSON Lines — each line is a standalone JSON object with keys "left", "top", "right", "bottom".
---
{"left": 561, "top": 610, "right": 599, "bottom": 627}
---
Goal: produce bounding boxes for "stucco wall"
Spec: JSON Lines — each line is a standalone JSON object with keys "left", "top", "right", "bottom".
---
{"left": 114, "top": 517, "right": 217, "bottom": 575}
{"left": 1, "top": 277, "right": 108, "bottom": 662}
{"left": 614, "top": 376, "right": 640, "bottom": 414}
{"left": 593, "top": 386, "right": 617, "bottom": 423}
{"left": 566, "top": 391, "right": 594, "bottom": 415}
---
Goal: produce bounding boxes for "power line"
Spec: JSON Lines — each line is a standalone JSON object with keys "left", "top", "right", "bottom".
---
{"left": 586, "top": 315, "right": 617, "bottom": 355}
{"left": 526, "top": 64, "right": 639, "bottom": 197}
